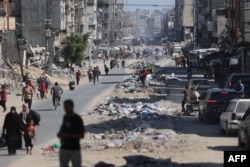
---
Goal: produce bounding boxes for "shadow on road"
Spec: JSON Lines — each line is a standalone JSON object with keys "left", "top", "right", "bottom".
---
{"left": 93, "top": 155, "right": 223, "bottom": 167}
{"left": 100, "top": 73, "right": 133, "bottom": 77}
{"left": 208, "top": 145, "right": 244, "bottom": 152}
{"left": 35, "top": 108, "right": 56, "bottom": 112}
{"left": 101, "top": 81, "right": 121, "bottom": 85}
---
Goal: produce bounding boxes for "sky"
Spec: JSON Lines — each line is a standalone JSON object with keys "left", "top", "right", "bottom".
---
{"left": 124, "top": 0, "right": 175, "bottom": 11}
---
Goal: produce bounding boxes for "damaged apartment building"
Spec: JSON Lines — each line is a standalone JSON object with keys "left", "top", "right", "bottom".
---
{"left": 0, "top": 0, "right": 99, "bottom": 69}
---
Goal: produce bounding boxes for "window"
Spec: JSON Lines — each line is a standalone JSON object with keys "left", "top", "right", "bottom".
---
{"left": 236, "top": 102, "right": 250, "bottom": 113}
{"left": 225, "top": 101, "right": 236, "bottom": 112}
{"left": 104, "top": 13, "right": 109, "bottom": 19}
{"left": 80, "top": 25, "right": 84, "bottom": 33}
{"left": 88, "top": 25, "right": 95, "bottom": 31}
{"left": 87, "top": 0, "right": 94, "bottom": 6}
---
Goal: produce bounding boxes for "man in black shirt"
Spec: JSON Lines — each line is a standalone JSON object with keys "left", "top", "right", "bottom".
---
{"left": 57, "top": 100, "right": 85, "bottom": 167}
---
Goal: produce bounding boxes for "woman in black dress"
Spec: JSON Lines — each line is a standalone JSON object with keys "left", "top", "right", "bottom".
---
{"left": 2, "top": 106, "right": 22, "bottom": 155}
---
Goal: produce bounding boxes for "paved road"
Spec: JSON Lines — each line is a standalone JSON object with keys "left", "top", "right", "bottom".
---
{"left": 1, "top": 67, "right": 128, "bottom": 167}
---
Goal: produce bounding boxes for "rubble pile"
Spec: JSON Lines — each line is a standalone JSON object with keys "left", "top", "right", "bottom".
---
{"left": 116, "top": 74, "right": 170, "bottom": 97}
{"left": 82, "top": 61, "right": 185, "bottom": 166}
{"left": 90, "top": 96, "right": 167, "bottom": 120}
{"left": 83, "top": 117, "right": 179, "bottom": 153}
{"left": 127, "top": 61, "right": 146, "bottom": 69}
{"left": 83, "top": 95, "right": 181, "bottom": 153}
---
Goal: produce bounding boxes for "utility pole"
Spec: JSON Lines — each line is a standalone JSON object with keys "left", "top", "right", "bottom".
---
{"left": 45, "top": 0, "right": 52, "bottom": 74}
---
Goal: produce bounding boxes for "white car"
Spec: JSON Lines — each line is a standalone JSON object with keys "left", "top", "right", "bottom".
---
{"left": 220, "top": 99, "right": 250, "bottom": 136}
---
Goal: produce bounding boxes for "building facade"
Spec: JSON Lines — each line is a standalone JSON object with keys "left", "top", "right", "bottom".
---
{"left": 175, "top": 0, "right": 194, "bottom": 42}
{"left": 97, "top": 0, "right": 124, "bottom": 45}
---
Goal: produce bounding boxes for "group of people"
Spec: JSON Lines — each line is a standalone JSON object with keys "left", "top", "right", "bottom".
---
{"left": 3, "top": 84, "right": 84, "bottom": 166}
{"left": 2, "top": 103, "right": 40, "bottom": 155}
{"left": 37, "top": 74, "right": 50, "bottom": 99}
{"left": 181, "top": 83, "right": 200, "bottom": 113}
{"left": 109, "top": 59, "right": 126, "bottom": 70}
{"left": 87, "top": 66, "right": 100, "bottom": 85}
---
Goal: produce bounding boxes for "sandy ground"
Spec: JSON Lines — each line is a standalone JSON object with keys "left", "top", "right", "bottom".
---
{"left": 2, "top": 57, "right": 238, "bottom": 167}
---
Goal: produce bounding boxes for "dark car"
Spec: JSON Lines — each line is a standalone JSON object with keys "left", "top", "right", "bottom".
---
{"left": 190, "top": 79, "right": 212, "bottom": 96}
{"left": 225, "top": 73, "right": 250, "bottom": 97}
{"left": 238, "top": 107, "right": 250, "bottom": 150}
{"left": 199, "top": 88, "right": 238, "bottom": 123}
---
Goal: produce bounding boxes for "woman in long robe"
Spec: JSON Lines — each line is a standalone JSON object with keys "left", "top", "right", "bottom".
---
{"left": 2, "top": 106, "right": 22, "bottom": 155}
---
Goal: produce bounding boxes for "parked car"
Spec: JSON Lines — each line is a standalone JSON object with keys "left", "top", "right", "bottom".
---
{"left": 199, "top": 88, "right": 238, "bottom": 123}
{"left": 220, "top": 99, "right": 250, "bottom": 136}
{"left": 238, "top": 107, "right": 250, "bottom": 150}
{"left": 190, "top": 79, "right": 212, "bottom": 96}
{"left": 225, "top": 73, "right": 250, "bottom": 97}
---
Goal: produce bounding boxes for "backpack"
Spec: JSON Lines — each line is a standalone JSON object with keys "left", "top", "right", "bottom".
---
{"left": 30, "top": 110, "right": 40, "bottom": 126}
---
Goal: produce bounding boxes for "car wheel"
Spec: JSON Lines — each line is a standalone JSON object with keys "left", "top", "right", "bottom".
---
{"left": 238, "top": 132, "right": 244, "bottom": 147}
{"left": 245, "top": 133, "right": 250, "bottom": 150}
{"left": 225, "top": 123, "right": 232, "bottom": 136}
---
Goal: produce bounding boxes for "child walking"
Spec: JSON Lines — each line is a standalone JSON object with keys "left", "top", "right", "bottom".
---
{"left": 23, "top": 120, "right": 36, "bottom": 154}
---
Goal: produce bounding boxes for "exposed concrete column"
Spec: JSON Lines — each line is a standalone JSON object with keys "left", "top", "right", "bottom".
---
{"left": 21, "top": 49, "right": 26, "bottom": 66}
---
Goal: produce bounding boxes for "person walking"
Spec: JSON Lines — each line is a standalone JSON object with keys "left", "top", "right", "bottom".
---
{"left": 22, "top": 120, "right": 36, "bottom": 154}
{"left": 121, "top": 60, "right": 125, "bottom": 69}
{"left": 75, "top": 70, "right": 81, "bottom": 85}
{"left": 28, "top": 80, "right": 35, "bottom": 93}
{"left": 96, "top": 66, "right": 100, "bottom": 82}
{"left": 104, "top": 65, "right": 109, "bottom": 76}
{"left": 22, "top": 82, "right": 34, "bottom": 109}
{"left": 57, "top": 100, "right": 85, "bottom": 167}
{"left": 20, "top": 103, "right": 40, "bottom": 128}
{"left": 92, "top": 67, "right": 98, "bottom": 85}
{"left": 39, "top": 81, "right": 47, "bottom": 99}
{"left": 87, "top": 69, "right": 92, "bottom": 82}
{"left": 51, "top": 82, "right": 63, "bottom": 106}
{"left": 181, "top": 85, "right": 189, "bottom": 113}
{"left": 2, "top": 106, "right": 22, "bottom": 155}
{"left": 0, "top": 85, "right": 7, "bottom": 112}
{"left": 45, "top": 75, "right": 50, "bottom": 94}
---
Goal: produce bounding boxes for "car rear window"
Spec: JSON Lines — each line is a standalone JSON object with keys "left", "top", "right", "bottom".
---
{"left": 225, "top": 101, "right": 237, "bottom": 112}
{"left": 231, "top": 76, "right": 250, "bottom": 86}
{"left": 210, "top": 92, "right": 238, "bottom": 100}
{"left": 236, "top": 101, "right": 250, "bottom": 113}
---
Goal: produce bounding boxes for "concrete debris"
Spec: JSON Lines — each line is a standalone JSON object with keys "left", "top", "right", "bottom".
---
{"left": 93, "top": 97, "right": 166, "bottom": 120}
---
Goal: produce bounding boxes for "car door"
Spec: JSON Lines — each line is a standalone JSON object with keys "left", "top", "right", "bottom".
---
{"left": 224, "top": 101, "right": 237, "bottom": 128}
{"left": 220, "top": 101, "right": 234, "bottom": 129}
{"left": 239, "top": 109, "right": 250, "bottom": 141}
{"left": 245, "top": 112, "right": 250, "bottom": 141}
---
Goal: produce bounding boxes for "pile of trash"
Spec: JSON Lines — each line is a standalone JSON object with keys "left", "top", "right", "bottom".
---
{"left": 90, "top": 97, "right": 167, "bottom": 120}
{"left": 116, "top": 75, "right": 139, "bottom": 93}
{"left": 83, "top": 118, "right": 178, "bottom": 153}
{"left": 127, "top": 61, "right": 146, "bottom": 69}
